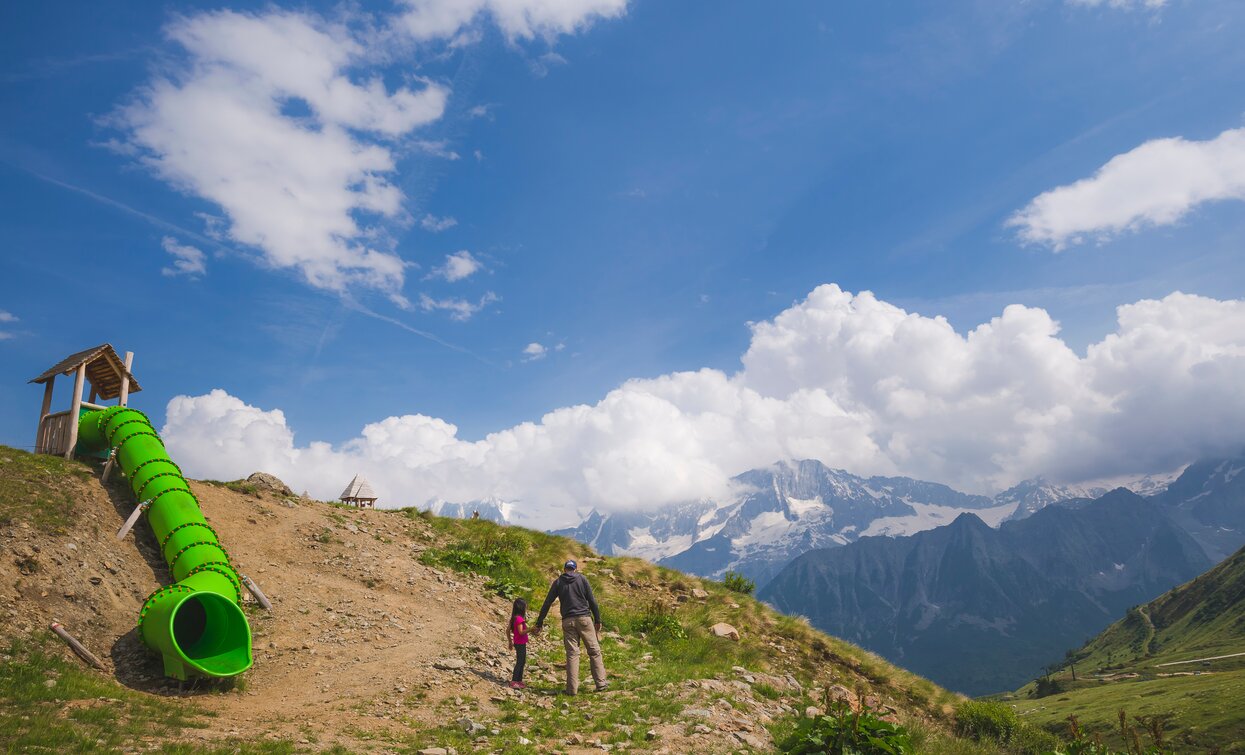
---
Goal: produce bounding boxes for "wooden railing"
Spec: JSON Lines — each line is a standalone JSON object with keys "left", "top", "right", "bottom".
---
{"left": 36, "top": 411, "right": 74, "bottom": 456}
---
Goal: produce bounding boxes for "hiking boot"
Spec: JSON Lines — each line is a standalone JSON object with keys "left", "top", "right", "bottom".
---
{"left": 508, "top": 681, "right": 522, "bottom": 689}
{"left": 594, "top": 682, "right": 610, "bottom": 692}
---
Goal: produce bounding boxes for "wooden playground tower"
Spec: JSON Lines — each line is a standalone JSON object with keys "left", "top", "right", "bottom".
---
{"left": 29, "top": 344, "right": 140, "bottom": 460}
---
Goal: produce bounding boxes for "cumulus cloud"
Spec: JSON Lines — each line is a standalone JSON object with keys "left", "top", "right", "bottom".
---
{"left": 430, "top": 250, "right": 482, "bottom": 281}
{"left": 418, "top": 290, "right": 499, "bottom": 320}
{"left": 420, "top": 213, "right": 458, "bottom": 232}
{"left": 160, "top": 236, "right": 207, "bottom": 277}
{"left": 522, "top": 342, "right": 548, "bottom": 361}
{"left": 162, "top": 284, "right": 1245, "bottom": 528}
{"left": 112, "top": 10, "right": 445, "bottom": 303}
{"left": 111, "top": 2, "right": 628, "bottom": 304}
{"left": 396, "top": 0, "right": 628, "bottom": 41}
{"left": 1009, "top": 127, "right": 1245, "bottom": 250}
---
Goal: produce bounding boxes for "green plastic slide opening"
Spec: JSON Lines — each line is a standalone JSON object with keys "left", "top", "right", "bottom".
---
{"left": 167, "top": 592, "right": 253, "bottom": 677}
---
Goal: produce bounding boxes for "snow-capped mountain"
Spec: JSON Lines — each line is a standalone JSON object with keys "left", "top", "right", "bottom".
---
{"left": 556, "top": 459, "right": 1013, "bottom": 587}
{"left": 555, "top": 460, "right": 1190, "bottom": 590}
{"left": 996, "top": 479, "right": 1107, "bottom": 522}
{"left": 430, "top": 497, "right": 513, "bottom": 524}
{"left": 999, "top": 469, "right": 1183, "bottom": 522}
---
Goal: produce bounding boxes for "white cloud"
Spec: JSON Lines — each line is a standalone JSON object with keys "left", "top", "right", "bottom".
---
{"left": 522, "top": 342, "right": 548, "bottom": 361}
{"left": 0, "top": 310, "right": 16, "bottom": 340}
{"left": 113, "top": 2, "right": 628, "bottom": 305}
{"left": 418, "top": 290, "right": 499, "bottom": 320}
{"left": 1010, "top": 127, "right": 1245, "bottom": 250}
{"left": 161, "top": 236, "right": 207, "bottom": 277}
{"left": 1067, "top": 0, "right": 1166, "bottom": 9}
{"left": 414, "top": 139, "right": 461, "bottom": 160}
{"left": 528, "top": 51, "right": 568, "bottom": 78}
{"left": 420, "top": 213, "right": 458, "bottom": 232}
{"left": 396, "top": 0, "right": 628, "bottom": 42}
{"left": 113, "top": 10, "right": 445, "bottom": 304}
{"left": 430, "top": 250, "right": 482, "bottom": 281}
{"left": 162, "top": 284, "right": 1245, "bottom": 529}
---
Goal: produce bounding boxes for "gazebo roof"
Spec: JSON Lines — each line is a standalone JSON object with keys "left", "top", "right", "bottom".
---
{"left": 28, "top": 343, "right": 141, "bottom": 401}
{"left": 340, "top": 474, "right": 378, "bottom": 500}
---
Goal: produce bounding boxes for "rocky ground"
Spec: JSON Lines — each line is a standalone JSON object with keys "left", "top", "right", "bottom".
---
{"left": 0, "top": 450, "right": 951, "bottom": 753}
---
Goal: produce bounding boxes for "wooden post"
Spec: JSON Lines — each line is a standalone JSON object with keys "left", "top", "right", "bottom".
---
{"left": 119, "top": 352, "right": 133, "bottom": 406}
{"left": 36, "top": 377, "right": 55, "bottom": 451}
{"left": 64, "top": 363, "right": 86, "bottom": 460}
{"left": 88, "top": 387, "right": 98, "bottom": 404}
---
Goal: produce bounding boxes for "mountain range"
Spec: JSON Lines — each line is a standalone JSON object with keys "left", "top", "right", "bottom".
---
{"left": 553, "top": 459, "right": 1176, "bottom": 589}
{"left": 757, "top": 489, "right": 1213, "bottom": 695}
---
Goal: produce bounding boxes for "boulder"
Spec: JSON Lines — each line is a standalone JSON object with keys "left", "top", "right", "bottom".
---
{"left": 457, "top": 717, "right": 486, "bottom": 736}
{"left": 709, "top": 622, "right": 740, "bottom": 641}
{"left": 433, "top": 658, "right": 466, "bottom": 670}
{"left": 246, "top": 472, "right": 294, "bottom": 496}
{"left": 691, "top": 588, "right": 709, "bottom": 599}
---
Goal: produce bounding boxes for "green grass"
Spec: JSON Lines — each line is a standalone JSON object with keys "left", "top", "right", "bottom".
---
{"left": 0, "top": 447, "right": 92, "bottom": 534}
{"left": 402, "top": 511, "right": 978, "bottom": 751}
{"left": 0, "top": 450, "right": 999, "bottom": 752}
{"left": 1005, "top": 547, "right": 1245, "bottom": 751}
{"left": 1009, "top": 668, "right": 1245, "bottom": 752}
{"left": 0, "top": 633, "right": 303, "bottom": 754}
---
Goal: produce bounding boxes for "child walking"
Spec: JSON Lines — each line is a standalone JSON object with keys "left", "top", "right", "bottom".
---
{"left": 507, "top": 598, "right": 529, "bottom": 689}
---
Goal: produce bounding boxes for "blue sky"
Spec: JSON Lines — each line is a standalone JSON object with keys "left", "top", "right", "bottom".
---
{"left": 2, "top": 1, "right": 1244, "bottom": 524}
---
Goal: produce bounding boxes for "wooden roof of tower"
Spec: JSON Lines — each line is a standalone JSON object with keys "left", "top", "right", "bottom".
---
{"left": 28, "top": 343, "right": 142, "bottom": 401}
{"left": 340, "top": 474, "right": 378, "bottom": 501}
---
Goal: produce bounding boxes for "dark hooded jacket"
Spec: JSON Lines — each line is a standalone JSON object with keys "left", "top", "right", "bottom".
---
{"left": 535, "top": 571, "right": 600, "bottom": 626}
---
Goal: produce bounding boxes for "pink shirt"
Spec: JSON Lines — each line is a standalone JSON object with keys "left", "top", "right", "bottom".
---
{"left": 511, "top": 615, "right": 528, "bottom": 645}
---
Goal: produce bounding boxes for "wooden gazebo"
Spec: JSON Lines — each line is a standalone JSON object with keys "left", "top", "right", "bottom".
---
{"left": 339, "top": 474, "right": 378, "bottom": 508}
{"left": 29, "top": 344, "right": 140, "bottom": 459}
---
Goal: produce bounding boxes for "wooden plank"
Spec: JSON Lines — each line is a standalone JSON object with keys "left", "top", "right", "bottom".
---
{"left": 64, "top": 363, "right": 85, "bottom": 460}
{"left": 119, "top": 352, "right": 133, "bottom": 406}
{"left": 36, "top": 377, "right": 55, "bottom": 450}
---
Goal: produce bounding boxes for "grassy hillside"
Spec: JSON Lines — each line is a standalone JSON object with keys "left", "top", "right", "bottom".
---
{"left": 1, "top": 445, "right": 1016, "bottom": 754}
{"left": 1005, "top": 547, "right": 1245, "bottom": 752}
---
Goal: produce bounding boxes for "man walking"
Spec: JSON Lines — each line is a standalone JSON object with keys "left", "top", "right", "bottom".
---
{"left": 533, "top": 559, "right": 608, "bottom": 694}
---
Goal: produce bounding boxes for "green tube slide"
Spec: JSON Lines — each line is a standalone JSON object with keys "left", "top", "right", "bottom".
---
{"left": 78, "top": 406, "right": 253, "bottom": 680}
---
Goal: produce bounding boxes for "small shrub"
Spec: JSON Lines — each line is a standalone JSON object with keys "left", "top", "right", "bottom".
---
{"left": 1009, "top": 722, "right": 1064, "bottom": 754}
{"left": 224, "top": 481, "right": 260, "bottom": 497}
{"left": 954, "top": 700, "right": 1018, "bottom": 744}
{"left": 629, "top": 601, "right": 688, "bottom": 642}
{"left": 485, "top": 577, "right": 529, "bottom": 600}
{"left": 779, "top": 700, "right": 912, "bottom": 754}
{"left": 753, "top": 682, "right": 782, "bottom": 700}
{"left": 723, "top": 570, "right": 756, "bottom": 595}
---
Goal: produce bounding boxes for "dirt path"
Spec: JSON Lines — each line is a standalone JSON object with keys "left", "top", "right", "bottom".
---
{"left": 1155, "top": 651, "right": 1245, "bottom": 667}
{"left": 1137, "top": 605, "right": 1155, "bottom": 658}
{"left": 3, "top": 464, "right": 798, "bottom": 754}
{"left": 2, "top": 471, "right": 571, "bottom": 751}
